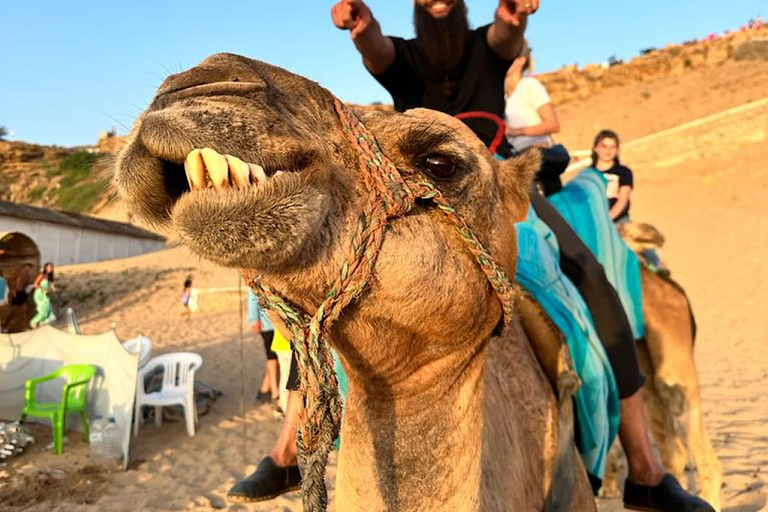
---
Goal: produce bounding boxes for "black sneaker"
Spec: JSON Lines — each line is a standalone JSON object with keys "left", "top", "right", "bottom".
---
{"left": 227, "top": 456, "right": 301, "bottom": 503}
{"left": 624, "top": 474, "right": 715, "bottom": 512}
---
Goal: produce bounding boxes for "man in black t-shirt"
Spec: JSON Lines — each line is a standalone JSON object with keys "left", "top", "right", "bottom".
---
{"left": 329, "top": 2, "right": 714, "bottom": 512}
{"left": 332, "top": 0, "right": 532, "bottom": 152}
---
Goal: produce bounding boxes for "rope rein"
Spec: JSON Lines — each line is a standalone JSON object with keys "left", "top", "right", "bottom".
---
{"left": 241, "top": 97, "right": 518, "bottom": 512}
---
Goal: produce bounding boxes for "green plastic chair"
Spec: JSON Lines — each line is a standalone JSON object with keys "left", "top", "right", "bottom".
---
{"left": 20, "top": 364, "right": 97, "bottom": 454}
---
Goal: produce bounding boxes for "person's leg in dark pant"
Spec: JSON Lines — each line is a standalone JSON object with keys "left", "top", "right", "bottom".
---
{"left": 228, "top": 352, "right": 302, "bottom": 503}
{"left": 530, "top": 191, "right": 644, "bottom": 397}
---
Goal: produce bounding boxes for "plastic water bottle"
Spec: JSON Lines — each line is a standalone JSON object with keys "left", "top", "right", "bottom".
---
{"left": 89, "top": 416, "right": 122, "bottom": 461}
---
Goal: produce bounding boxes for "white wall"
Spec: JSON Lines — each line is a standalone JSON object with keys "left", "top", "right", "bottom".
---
{"left": 0, "top": 216, "right": 165, "bottom": 265}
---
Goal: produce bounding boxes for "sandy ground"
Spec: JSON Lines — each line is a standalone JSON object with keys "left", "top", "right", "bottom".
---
{"left": 2, "top": 58, "right": 767, "bottom": 511}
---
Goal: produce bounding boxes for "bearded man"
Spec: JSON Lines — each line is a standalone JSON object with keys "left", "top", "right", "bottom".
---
{"left": 333, "top": 0, "right": 531, "bottom": 152}
{"left": 327, "top": 2, "right": 715, "bottom": 512}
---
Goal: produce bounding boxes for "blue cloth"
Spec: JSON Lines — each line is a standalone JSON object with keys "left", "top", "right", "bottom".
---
{"left": 247, "top": 289, "right": 274, "bottom": 332}
{"left": 548, "top": 169, "right": 645, "bottom": 340}
{"left": 332, "top": 349, "right": 348, "bottom": 451}
{"left": 515, "top": 207, "right": 620, "bottom": 478}
{"left": 0, "top": 276, "right": 7, "bottom": 304}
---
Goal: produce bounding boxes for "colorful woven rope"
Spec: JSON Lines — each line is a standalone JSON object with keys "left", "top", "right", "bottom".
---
{"left": 241, "top": 97, "right": 518, "bottom": 512}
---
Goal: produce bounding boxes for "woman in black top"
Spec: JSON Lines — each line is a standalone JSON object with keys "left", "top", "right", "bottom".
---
{"left": 591, "top": 130, "right": 634, "bottom": 222}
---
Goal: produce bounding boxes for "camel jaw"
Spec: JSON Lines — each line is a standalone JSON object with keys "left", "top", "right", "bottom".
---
{"left": 114, "top": 78, "right": 342, "bottom": 272}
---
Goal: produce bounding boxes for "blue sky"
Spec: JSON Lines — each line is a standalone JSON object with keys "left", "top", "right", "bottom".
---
{"left": 1, "top": 1, "right": 763, "bottom": 147}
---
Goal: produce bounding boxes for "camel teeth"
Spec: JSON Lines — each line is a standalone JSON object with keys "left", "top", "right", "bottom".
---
{"left": 225, "top": 154, "right": 251, "bottom": 190}
{"left": 200, "top": 148, "right": 230, "bottom": 189}
{"left": 184, "top": 149, "right": 206, "bottom": 190}
{"left": 248, "top": 163, "right": 267, "bottom": 184}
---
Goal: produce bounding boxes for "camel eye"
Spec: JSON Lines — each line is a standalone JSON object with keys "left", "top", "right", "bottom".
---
{"left": 424, "top": 154, "right": 457, "bottom": 180}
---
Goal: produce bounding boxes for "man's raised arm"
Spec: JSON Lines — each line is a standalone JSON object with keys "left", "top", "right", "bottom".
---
{"left": 487, "top": 0, "right": 539, "bottom": 60}
{"left": 331, "top": 0, "right": 395, "bottom": 75}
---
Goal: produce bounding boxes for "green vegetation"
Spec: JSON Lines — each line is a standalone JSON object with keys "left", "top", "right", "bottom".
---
{"left": 47, "top": 151, "right": 110, "bottom": 212}
{"left": 56, "top": 151, "right": 101, "bottom": 184}
{"left": 28, "top": 185, "right": 48, "bottom": 200}
{"left": 58, "top": 179, "right": 110, "bottom": 212}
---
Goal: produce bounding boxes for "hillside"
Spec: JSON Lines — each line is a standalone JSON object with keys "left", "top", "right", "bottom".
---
{"left": 0, "top": 141, "right": 116, "bottom": 214}
{"left": 0, "top": 25, "right": 765, "bottom": 217}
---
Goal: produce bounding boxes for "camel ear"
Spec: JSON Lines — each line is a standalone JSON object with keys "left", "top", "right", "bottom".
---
{"left": 497, "top": 149, "right": 540, "bottom": 222}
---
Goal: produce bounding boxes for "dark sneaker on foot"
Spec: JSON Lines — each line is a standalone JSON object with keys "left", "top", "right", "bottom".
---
{"left": 227, "top": 456, "right": 301, "bottom": 503}
{"left": 624, "top": 474, "right": 715, "bottom": 512}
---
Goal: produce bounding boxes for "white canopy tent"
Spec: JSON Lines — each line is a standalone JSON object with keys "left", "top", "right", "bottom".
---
{"left": 0, "top": 326, "right": 140, "bottom": 467}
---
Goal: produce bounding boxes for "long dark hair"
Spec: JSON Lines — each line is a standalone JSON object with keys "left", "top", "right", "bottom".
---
{"left": 42, "top": 262, "right": 55, "bottom": 282}
{"left": 591, "top": 129, "right": 621, "bottom": 167}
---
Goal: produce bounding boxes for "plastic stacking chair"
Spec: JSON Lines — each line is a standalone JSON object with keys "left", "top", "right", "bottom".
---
{"left": 20, "top": 364, "right": 97, "bottom": 455}
{"left": 134, "top": 352, "right": 203, "bottom": 437}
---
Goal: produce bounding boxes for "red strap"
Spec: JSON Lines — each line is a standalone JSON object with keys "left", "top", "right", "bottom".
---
{"left": 455, "top": 111, "right": 507, "bottom": 154}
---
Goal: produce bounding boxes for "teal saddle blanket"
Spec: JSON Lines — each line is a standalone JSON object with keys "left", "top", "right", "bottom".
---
{"left": 515, "top": 207, "right": 620, "bottom": 478}
{"left": 548, "top": 169, "right": 645, "bottom": 340}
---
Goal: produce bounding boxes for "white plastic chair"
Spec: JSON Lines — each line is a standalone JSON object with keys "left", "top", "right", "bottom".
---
{"left": 134, "top": 352, "right": 203, "bottom": 437}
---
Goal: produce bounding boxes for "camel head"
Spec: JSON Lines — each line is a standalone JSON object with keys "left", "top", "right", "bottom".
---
{"left": 115, "top": 52, "right": 539, "bottom": 373}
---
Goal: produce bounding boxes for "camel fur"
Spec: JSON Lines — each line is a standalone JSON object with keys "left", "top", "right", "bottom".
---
{"left": 114, "top": 52, "right": 597, "bottom": 512}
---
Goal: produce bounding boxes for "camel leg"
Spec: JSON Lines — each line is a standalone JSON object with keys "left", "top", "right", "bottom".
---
{"left": 652, "top": 367, "right": 721, "bottom": 510}
{"left": 636, "top": 341, "right": 688, "bottom": 483}
{"left": 652, "top": 345, "right": 722, "bottom": 510}
{"left": 598, "top": 440, "right": 626, "bottom": 498}
{"left": 647, "top": 380, "right": 688, "bottom": 482}
{"left": 679, "top": 378, "right": 722, "bottom": 511}
{"left": 640, "top": 269, "right": 722, "bottom": 509}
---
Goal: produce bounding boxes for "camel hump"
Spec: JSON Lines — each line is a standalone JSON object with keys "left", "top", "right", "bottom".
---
{"left": 517, "top": 291, "right": 580, "bottom": 399}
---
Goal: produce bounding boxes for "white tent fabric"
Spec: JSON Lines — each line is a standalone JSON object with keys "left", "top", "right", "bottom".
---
{"left": 0, "top": 325, "right": 139, "bottom": 468}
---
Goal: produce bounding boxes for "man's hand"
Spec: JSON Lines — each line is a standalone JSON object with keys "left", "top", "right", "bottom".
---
{"left": 496, "top": 0, "right": 539, "bottom": 27}
{"left": 250, "top": 321, "right": 262, "bottom": 333}
{"left": 331, "top": 0, "right": 372, "bottom": 38}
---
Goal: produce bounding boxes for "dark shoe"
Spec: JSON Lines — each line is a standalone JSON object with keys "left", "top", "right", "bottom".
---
{"left": 227, "top": 456, "right": 301, "bottom": 503}
{"left": 255, "top": 391, "right": 272, "bottom": 403}
{"left": 624, "top": 474, "right": 715, "bottom": 512}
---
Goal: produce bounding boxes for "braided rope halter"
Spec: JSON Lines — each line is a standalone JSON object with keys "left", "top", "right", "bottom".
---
{"left": 241, "top": 97, "right": 518, "bottom": 512}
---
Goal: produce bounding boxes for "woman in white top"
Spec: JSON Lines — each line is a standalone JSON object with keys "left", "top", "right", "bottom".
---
{"left": 503, "top": 52, "right": 560, "bottom": 152}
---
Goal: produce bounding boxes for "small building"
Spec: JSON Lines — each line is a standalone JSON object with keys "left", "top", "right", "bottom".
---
{"left": 0, "top": 200, "right": 166, "bottom": 267}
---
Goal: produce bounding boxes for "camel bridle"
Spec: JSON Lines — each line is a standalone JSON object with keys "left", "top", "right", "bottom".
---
{"left": 241, "top": 98, "right": 518, "bottom": 512}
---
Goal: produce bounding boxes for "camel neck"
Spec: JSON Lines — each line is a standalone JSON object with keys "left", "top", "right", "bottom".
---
{"left": 335, "top": 340, "right": 487, "bottom": 512}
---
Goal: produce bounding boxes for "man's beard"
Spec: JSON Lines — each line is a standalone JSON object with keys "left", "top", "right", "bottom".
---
{"left": 414, "top": 0, "right": 471, "bottom": 96}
